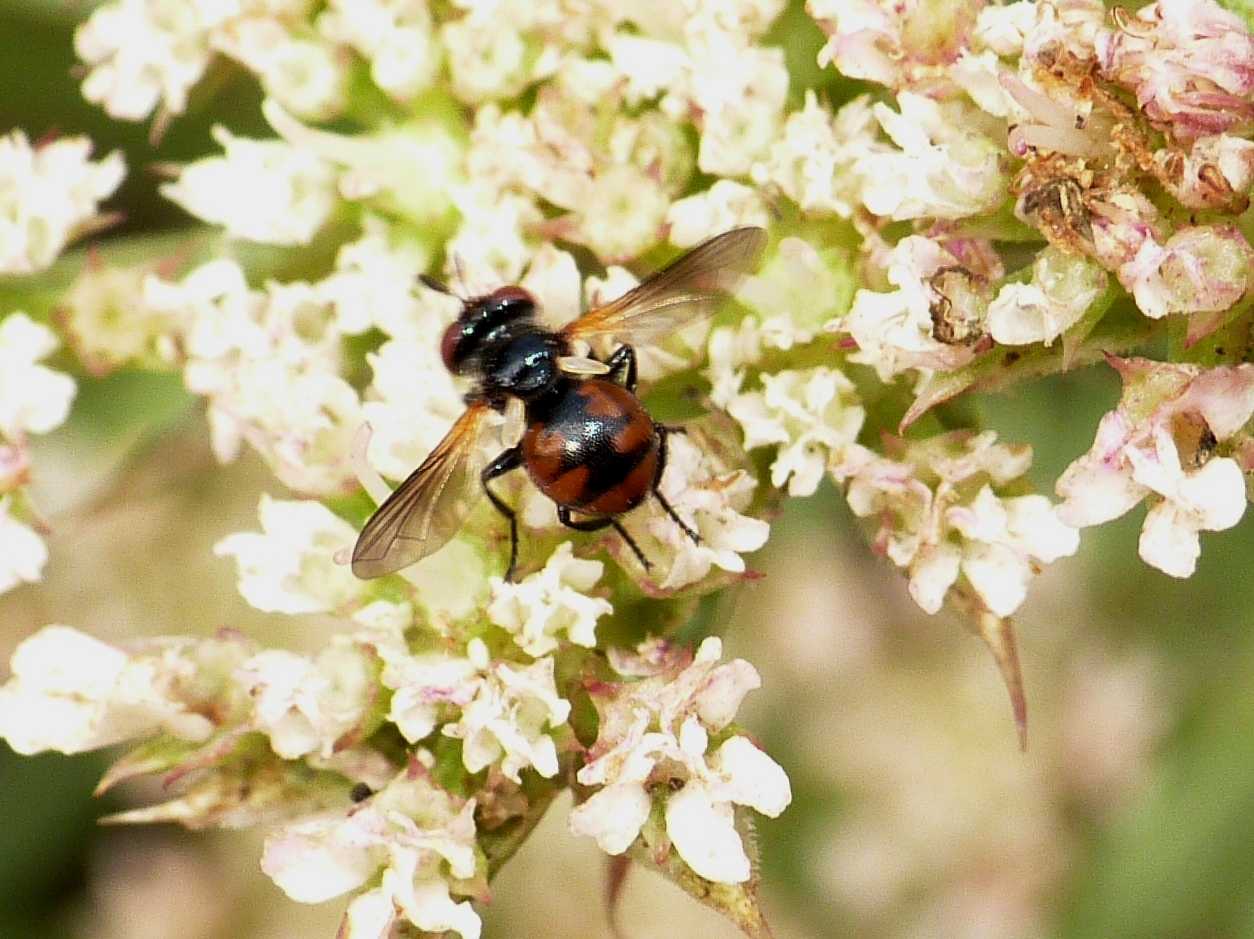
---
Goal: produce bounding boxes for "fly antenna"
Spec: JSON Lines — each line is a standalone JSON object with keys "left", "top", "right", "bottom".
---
{"left": 419, "top": 274, "right": 453, "bottom": 295}
{"left": 453, "top": 253, "right": 470, "bottom": 297}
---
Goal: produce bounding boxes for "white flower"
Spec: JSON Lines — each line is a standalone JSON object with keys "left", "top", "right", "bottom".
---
{"left": 570, "top": 164, "right": 670, "bottom": 262}
{"left": 987, "top": 247, "right": 1109, "bottom": 346}
{"left": 693, "top": 46, "right": 788, "bottom": 177}
{"left": 261, "top": 771, "right": 481, "bottom": 939}
{"left": 319, "top": 219, "right": 436, "bottom": 338}
{"left": 864, "top": 94, "right": 1008, "bottom": 221}
{"left": 441, "top": 17, "right": 530, "bottom": 104}
{"left": 213, "top": 18, "right": 347, "bottom": 120}
{"left": 237, "top": 645, "right": 376, "bottom": 759}
{"left": 0, "top": 626, "right": 223, "bottom": 756}
{"left": 569, "top": 637, "right": 790, "bottom": 883}
{"left": 751, "top": 92, "right": 882, "bottom": 218}
{"left": 161, "top": 127, "right": 338, "bottom": 245}
{"left": 318, "top": 0, "right": 440, "bottom": 101}
{"left": 666, "top": 180, "right": 770, "bottom": 249}
{"left": 383, "top": 639, "right": 570, "bottom": 782}
{"left": 0, "top": 131, "right": 124, "bottom": 274}
{"left": 643, "top": 433, "right": 771, "bottom": 589}
{"left": 1129, "top": 428, "right": 1246, "bottom": 578}
{"left": 215, "top": 495, "right": 363, "bottom": 614}
{"left": 0, "top": 497, "right": 47, "bottom": 596}
{"left": 0, "top": 313, "right": 76, "bottom": 439}
{"left": 729, "top": 367, "right": 864, "bottom": 497}
{"left": 487, "top": 543, "right": 613, "bottom": 657}
{"left": 148, "top": 261, "right": 362, "bottom": 492}
{"left": 60, "top": 263, "right": 181, "bottom": 373}
{"left": 665, "top": 732, "right": 791, "bottom": 883}
{"left": 263, "top": 99, "right": 463, "bottom": 226}
{"left": 74, "top": 0, "right": 224, "bottom": 120}
{"left": 362, "top": 337, "right": 466, "bottom": 482}
{"left": 973, "top": 1, "right": 1036, "bottom": 57}
{"left": 443, "top": 645, "right": 571, "bottom": 782}
{"left": 943, "top": 486, "right": 1080, "bottom": 616}
{"left": 446, "top": 183, "right": 541, "bottom": 285}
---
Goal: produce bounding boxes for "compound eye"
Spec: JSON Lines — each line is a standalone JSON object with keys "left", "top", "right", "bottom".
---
{"left": 488, "top": 285, "right": 534, "bottom": 313}
{"left": 440, "top": 320, "right": 464, "bottom": 372}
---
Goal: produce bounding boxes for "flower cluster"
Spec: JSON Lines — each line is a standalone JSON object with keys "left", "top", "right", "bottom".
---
{"left": 5, "top": 0, "right": 1254, "bottom": 935}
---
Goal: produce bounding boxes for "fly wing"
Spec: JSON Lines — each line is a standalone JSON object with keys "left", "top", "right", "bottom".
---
{"left": 351, "top": 403, "right": 492, "bottom": 579}
{"left": 562, "top": 227, "right": 766, "bottom": 346}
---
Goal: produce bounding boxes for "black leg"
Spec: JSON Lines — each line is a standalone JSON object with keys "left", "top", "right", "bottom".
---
{"left": 605, "top": 344, "right": 638, "bottom": 393}
{"left": 557, "top": 506, "right": 652, "bottom": 571}
{"left": 653, "top": 426, "right": 700, "bottom": 545}
{"left": 482, "top": 446, "right": 523, "bottom": 581}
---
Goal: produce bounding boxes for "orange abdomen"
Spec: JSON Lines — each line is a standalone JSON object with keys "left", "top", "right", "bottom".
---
{"left": 522, "top": 379, "right": 659, "bottom": 516}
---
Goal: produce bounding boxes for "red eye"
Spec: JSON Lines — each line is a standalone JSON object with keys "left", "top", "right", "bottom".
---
{"left": 489, "top": 285, "right": 533, "bottom": 306}
{"left": 440, "top": 320, "right": 463, "bottom": 372}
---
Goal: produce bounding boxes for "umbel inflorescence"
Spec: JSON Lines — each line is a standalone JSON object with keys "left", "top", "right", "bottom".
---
{"left": 4, "top": 1, "right": 1254, "bottom": 936}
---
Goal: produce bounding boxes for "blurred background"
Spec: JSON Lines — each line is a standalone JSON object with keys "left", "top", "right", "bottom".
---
{"left": 6, "top": 2, "right": 1254, "bottom": 938}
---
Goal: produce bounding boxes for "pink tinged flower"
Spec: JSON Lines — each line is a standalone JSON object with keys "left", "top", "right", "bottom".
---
{"left": 1057, "top": 358, "right": 1254, "bottom": 574}
{"left": 1157, "top": 134, "right": 1254, "bottom": 211}
{"left": 1128, "top": 225, "right": 1253, "bottom": 320}
{"left": 1128, "top": 429, "right": 1246, "bottom": 578}
{"left": 383, "top": 652, "right": 480, "bottom": 744}
{"left": 808, "top": 0, "right": 982, "bottom": 90}
{"left": 0, "top": 313, "right": 76, "bottom": 439}
{"left": 1097, "top": 0, "right": 1254, "bottom": 141}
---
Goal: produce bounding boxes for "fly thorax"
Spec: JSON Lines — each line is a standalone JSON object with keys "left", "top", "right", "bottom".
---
{"left": 484, "top": 331, "right": 565, "bottom": 400}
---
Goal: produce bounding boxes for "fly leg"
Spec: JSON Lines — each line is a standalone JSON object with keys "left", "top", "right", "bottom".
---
{"left": 605, "top": 344, "right": 638, "bottom": 393}
{"left": 652, "top": 425, "right": 700, "bottom": 545}
{"left": 556, "top": 505, "right": 652, "bottom": 572}
{"left": 482, "top": 446, "right": 523, "bottom": 581}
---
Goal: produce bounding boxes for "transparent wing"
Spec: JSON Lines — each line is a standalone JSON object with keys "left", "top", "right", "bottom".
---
{"left": 351, "top": 404, "right": 492, "bottom": 579}
{"left": 562, "top": 227, "right": 767, "bottom": 345}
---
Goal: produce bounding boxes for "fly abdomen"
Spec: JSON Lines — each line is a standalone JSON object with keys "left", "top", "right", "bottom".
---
{"left": 522, "top": 379, "right": 660, "bottom": 516}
